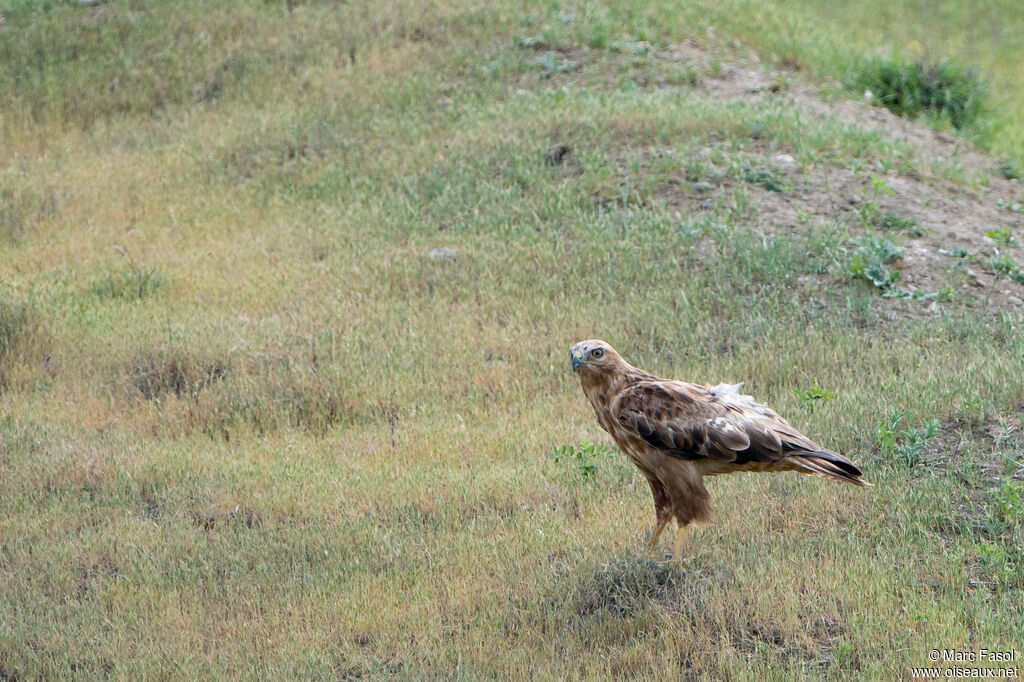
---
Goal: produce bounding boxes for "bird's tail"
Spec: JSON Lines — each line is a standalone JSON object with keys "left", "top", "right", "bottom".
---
{"left": 785, "top": 450, "right": 873, "bottom": 487}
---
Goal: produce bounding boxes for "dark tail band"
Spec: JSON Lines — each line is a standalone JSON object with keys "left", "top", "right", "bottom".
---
{"left": 786, "top": 450, "right": 873, "bottom": 487}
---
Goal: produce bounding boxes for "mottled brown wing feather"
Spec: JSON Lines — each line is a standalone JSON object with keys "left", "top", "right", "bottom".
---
{"left": 609, "top": 380, "right": 822, "bottom": 465}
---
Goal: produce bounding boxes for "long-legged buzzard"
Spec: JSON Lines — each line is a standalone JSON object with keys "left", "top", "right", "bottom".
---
{"left": 570, "top": 340, "right": 871, "bottom": 560}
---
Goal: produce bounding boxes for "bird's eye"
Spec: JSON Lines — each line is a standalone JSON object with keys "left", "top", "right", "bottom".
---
{"left": 592, "top": 349, "right": 604, "bottom": 359}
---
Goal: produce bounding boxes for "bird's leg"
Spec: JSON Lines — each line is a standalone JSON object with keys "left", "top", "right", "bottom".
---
{"left": 671, "top": 525, "right": 688, "bottom": 562}
{"left": 644, "top": 517, "right": 670, "bottom": 556}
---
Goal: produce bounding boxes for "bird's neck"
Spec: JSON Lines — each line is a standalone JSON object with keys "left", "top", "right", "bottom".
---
{"left": 579, "top": 365, "right": 647, "bottom": 403}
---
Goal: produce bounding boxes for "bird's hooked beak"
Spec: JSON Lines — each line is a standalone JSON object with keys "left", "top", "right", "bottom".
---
{"left": 570, "top": 349, "right": 583, "bottom": 371}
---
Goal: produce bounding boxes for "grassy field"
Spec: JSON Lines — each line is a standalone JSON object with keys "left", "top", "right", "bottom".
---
{"left": 2, "top": 0, "right": 1023, "bottom": 679}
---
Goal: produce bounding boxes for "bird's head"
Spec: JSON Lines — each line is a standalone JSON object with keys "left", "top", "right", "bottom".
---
{"left": 569, "top": 339, "right": 625, "bottom": 376}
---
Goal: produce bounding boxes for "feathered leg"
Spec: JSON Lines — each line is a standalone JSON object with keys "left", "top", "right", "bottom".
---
{"left": 644, "top": 478, "right": 672, "bottom": 556}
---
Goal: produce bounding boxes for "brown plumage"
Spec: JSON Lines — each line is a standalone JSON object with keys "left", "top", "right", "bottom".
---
{"left": 569, "top": 339, "right": 871, "bottom": 560}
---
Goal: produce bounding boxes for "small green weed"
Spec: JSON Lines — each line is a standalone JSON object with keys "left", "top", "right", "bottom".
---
{"left": 535, "top": 51, "right": 579, "bottom": 77}
{"left": 941, "top": 246, "right": 980, "bottom": 284}
{"left": 547, "top": 441, "right": 618, "bottom": 481}
{"left": 515, "top": 34, "right": 553, "bottom": 50}
{"left": 941, "top": 246, "right": 972, "bottom": 260}
{"left": 792, "top": 377, "right": 835, "bottom": 414}
{"left": 849, "top": 235, "right": 903, "bottom": 291}
{"left": 857, "top": 176, "right": 895, "bottom": 227}
{"left": 993, "top": 478, "right": 1023, "bottom": 526}
{"left": 999, "top": 161, "right": 1021, "bottom": 181}
{"left": 741, "top": 165, "right": 787, "bottom": 193}
{"left": 881, "top": 286, "right": 954, "bottom": 302}
{"left": 609, "top": 38, "right": 652, "bottom": 56}
{"left": 897, "top": 418, "right": 942, "bottom": 468}
{"left": 990, "top": 253, "right": 1024, "bottom": 285}
{"left": 850, "top": 56, "right": 987, "bottom": 129}
{"left": 987, "top": 226, "right": 1017, "bottom": 247}
{"left": 879, "top": 213, "right": 922, "bottom": 235}
{"left": 875, "top": 409, "right": 942, "bottom": 468}
{"left": 875, "top": 407, "right": 905, "bottom": 455}
{"left": 836, "top": 641, "right": 856, "bottom": 668}
{"left": 975, "top": 541, "right": 1020, "bottom": 587}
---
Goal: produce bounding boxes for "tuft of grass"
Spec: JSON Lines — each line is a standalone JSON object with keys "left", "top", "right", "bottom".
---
{"left": 124, "top": 338, "right": 358, "bottom": 438}
{"left": 574, "top": 560, "right": 690, "bottom": 616}
{"left": 586, "top": 23, "right": 612, "bottom": 50}
{"left": 0, "top": 293, "right": 31, "bottom": 359}
{"left": 665, "top": 63, "right": 701, "bottom": 87}
{"left": 91, "top": 266, "right": 168, "bottom": 301}
{"left": 191, "top": 500, "right": 262, "bottom": 530}
{"left": 214, "top": 360, "right": 355, "bottom": 438}
{"left": 130, "top": 347, "right": 229, "bottom": 402}
{"left": 1, "top": 185, "right": 60, "bottom": 243}
{"left": 0, "top": 288, "right": 47, "bottom": 390}
{"left": 850, "top": 56, "right": 987, "bottom": 129}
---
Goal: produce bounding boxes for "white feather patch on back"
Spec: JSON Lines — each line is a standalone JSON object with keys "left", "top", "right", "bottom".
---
{"left": 709, "top": 382, "right": 772, "bottom": 416}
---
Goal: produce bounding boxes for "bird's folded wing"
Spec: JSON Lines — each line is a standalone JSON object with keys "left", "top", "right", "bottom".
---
{"left": 609, "top": 380, "right": 819, "bottom": 464}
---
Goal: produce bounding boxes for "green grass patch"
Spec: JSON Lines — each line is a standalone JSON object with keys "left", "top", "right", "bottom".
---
{"left": 91, "top": 266, "right": 169, "bottom": 301}
{"left": 850, "top": 56, "right": 987, "bottom": 129}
